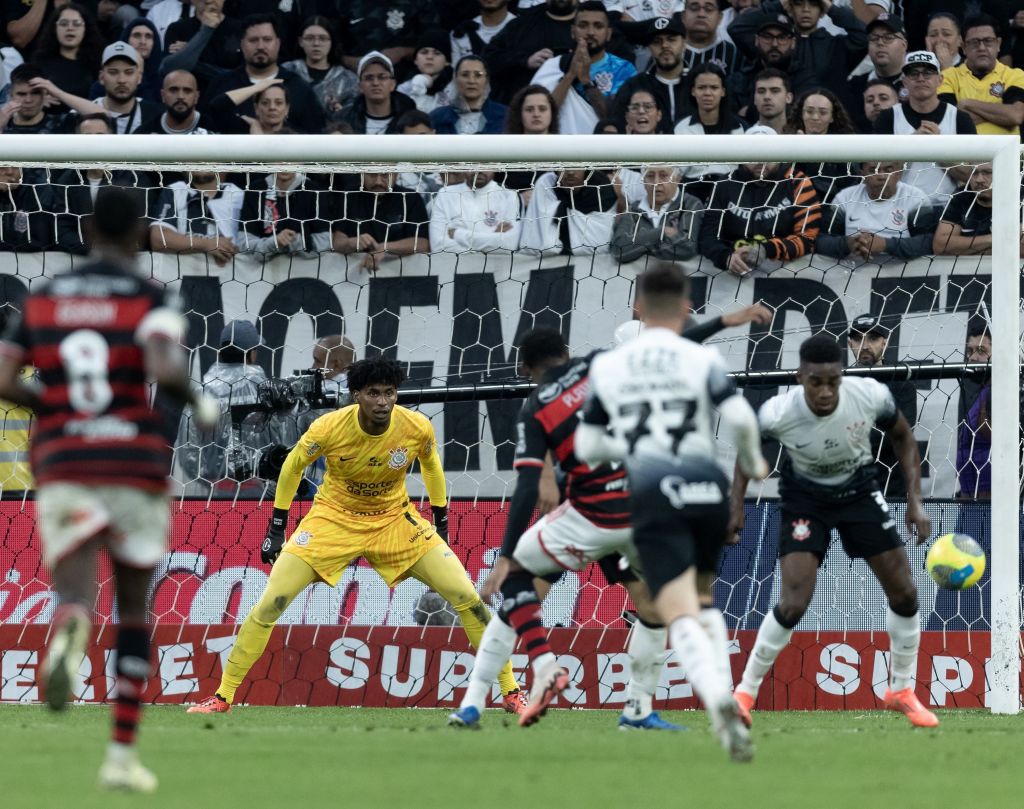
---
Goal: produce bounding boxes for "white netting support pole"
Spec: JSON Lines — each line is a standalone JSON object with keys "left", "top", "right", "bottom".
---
{"left": 988, "top": 142, "right": 1022, "bottom": 715}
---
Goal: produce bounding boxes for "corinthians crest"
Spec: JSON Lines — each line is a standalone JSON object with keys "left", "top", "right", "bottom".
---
{"left": 388, "top": 446, "right": 410, "bottom": 469}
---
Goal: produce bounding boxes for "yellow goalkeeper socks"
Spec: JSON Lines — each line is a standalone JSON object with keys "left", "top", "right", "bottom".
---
{"left": 217, "top": 551, "right": 317, "bottom": 704}
{"left": 453, "top": 601, "right": 521, "bottom": 696}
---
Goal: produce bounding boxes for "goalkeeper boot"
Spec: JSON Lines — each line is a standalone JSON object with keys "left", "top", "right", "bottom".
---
{"left": 447, "top": 706, "right": 481, "bottom": 729}
{"left": 716, "top": 697, "right": 754, "bottom": 764}
{"left": 884, "top": 688, "right": 939, "bottom": 728}
{"left": 502, "top": 689, "right": 528, "bottom": 715}
{"left": 519, "top": 659, "right": 569, "bottom": 728}
{"left": 733, "top": 689, "right": 755, "bottom": 729}
{"left": 618, "top": 712, "right": 685, "bottom": 731}
{"left": 98, "top": 744, "right": 158, "bottom": 793}
{"left": 42, "top": 604, "right": 91, "bottom": 711}
{"left": 187, "top": 694, "right": 231, "bottom": 714}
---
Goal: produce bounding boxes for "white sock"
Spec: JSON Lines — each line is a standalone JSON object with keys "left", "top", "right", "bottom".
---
{"left": 738, "top": 609, "right": 794, "bottom": 699}
{"left": 459, "top": 616, "right": 516, "bottom": 712}
{"left": 668, "top": 616, "right": 728, "bottom": 719}
{"left": 530, "top": 651, "right": 557, "bottom": 679}
{"left": 698, "top": 608, "right": 732, "bottom": 689}
{"left": 623, "top": 621, "right": 667, "bottom": 719}
{"left": 886, "top": 607, "right": 921, "bottom": 693}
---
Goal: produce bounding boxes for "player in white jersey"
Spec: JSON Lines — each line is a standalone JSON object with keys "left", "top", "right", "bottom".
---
{"left": 576, "top": 263, "right": 768, "bottom": 762}
{"left": 729, "top": 334, "right": 937, "bottom": 728}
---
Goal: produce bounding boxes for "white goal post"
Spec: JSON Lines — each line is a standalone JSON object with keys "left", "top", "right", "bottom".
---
{"left": 2, "top": 132, "right": 1019, "bottom": 714}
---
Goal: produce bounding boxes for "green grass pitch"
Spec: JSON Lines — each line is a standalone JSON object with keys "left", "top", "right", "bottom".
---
{"left": 1, "top": 706, "right": 1020, "bottom": 809}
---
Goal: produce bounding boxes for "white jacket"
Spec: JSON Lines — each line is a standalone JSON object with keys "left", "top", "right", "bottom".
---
{"left": 519, "top": 172, "right": 615, "bottom": 255}
{"left": 429, "top": 180, "right": 522, "bottom": 252}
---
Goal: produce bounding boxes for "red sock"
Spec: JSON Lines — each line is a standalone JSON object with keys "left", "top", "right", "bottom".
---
{"left": 505, "top": 599, "right": 552, "bottom": 663}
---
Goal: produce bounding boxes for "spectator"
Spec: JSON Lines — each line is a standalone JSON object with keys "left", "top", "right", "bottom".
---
{"left": 0, "top": 165, "right": 54, "bottom": 251}
{"left": 331, "top": 172, "right": 430, "bottom": 272}
{"left": 313, "top": 335, "right": 356, "bottom": 386}
{"left": 281, "top": 16, "right": 359, "bottom": 125}
{"left": 847, "top": 14, "right": 907, "bottom": 133}
{"left": 939, "top": 14, "right": 1024, "bottom": 137}
{"left": 147, "top": 0, "right": 192, "bottom": 44}
{"left": 674, "top": 62, "right": 745, "bottom": 199}
{"left": 727, "top": 10, "right": 819, "bottom": 115}
{"left": 430, "top": 170, "right": 522, "bottom": 252}
{"left": 519, "top": 168, "right": 617, "bottom": 255}
{"left": 874, "top": 51, "right": 976, "bottom": 205}
{"left": 174, "top": 319, "right": 269, "bottom": 497}
{"left": 698, "top": 125, "right": 822, "bottom": 276}
{"left": 0, "top": 64, "right": 63, "bottom": 133}
{"left": 239, "top": 171, "right": 330, "bottom": 256}
{"left": 787, "top": 87, "right": 859, "bottom": 201}
{"left": 483, "top": 0, "right": 578, "bottom": 104}
{"left": 202, "top": 14, "right": 324, "bottom": 135}
{"left": 430, "top": 55, "right": 507, "bottom": 134}
{"left": 956, "top": 320, "right": 992, "bottom": 500}
{"left": 116, "top": 17, "right": 163, "bottom": 102}
{"left": 336, "top": 0, "right": 442, "bottom": 78}
{"left": 30, "top": 2, "right": 103, "bottom": 101}
{"left": 532, "top": 1, "right": 637, "bottom": 135}
{"left": 135, "top": 69, "right": 210, "bottom": 134}
{"left": 926, "top": 12, "right": 963, "bottom": 71}
{"left": 397, "top": 29, "right": 455, "bottom": 114}
{"left": 149, "top": 170, "right": 244, "bottom": 266}
{"left": 393, "top": 109, "right": 446, "bottom": 203}
{"left": 5, "top": 0, "right": 52, "bottom": 54}
{"left": 611, "top": 14, "right": 688, "bottom": 132}
{"left": 340, "top": 51, "right": 416, "bottom": 134}
{"left": 451, "top": 0, "right": 516, "bottom": 67}
{"left": 816, "top": 160, "right": 936, "bottom": 263}
{"left": 622, "top": 87, "right": 661, "bottom": 133}
{"left": 933, "top": 162, "right": 999, "bottom": 256}
{"left": 845, "top": 313, "right": 918, "bottom": 498}
{"left": 823, "top": 0, "right": 891, "bottom": 28}
{"left": 751, "top": 67, "right": 792, "bottom": 132}
{"left": 502, "top": 84, "right": 558, "bottom": 197}
{"left": 162, "top": 0, "right": 244, "bottom": 82}
{"left": 52, "top": 112, "right": 154, "bottom": 253}
{"left": 862, "top": 77, "right": 898, "bottom": 129}
{"left": 209, "top": 78, "right": 294, "bottom": 134}
{"left": 681, "top": 0, "right": 742, "bottom": 74}
{"left": 610, "top": 165, "right": 702, "bottom": 263}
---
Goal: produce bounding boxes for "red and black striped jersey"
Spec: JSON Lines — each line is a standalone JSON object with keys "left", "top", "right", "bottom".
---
{"left": 513, "top": 352, "right": 629, "bottom": 529}
{"left": 0, "top": 261, "right": 182, "bottom": 492}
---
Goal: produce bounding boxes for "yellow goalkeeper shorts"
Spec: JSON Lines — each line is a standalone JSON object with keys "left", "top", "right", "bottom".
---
{"left": 282, "top": 502, "right": 444, "bottom": 587}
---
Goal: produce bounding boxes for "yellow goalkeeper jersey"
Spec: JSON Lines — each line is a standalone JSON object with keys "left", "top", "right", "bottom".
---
{"left": 285, "top": 404, "right": 445, "bottom": 516}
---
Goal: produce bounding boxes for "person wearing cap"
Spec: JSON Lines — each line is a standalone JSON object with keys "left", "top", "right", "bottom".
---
{"left": 938, "top": 13, "right": 1024, "bottom": 136}
{"left": 845, "top": 314, "right": 917, "bottom": 498}
{"left": 873, "top": 50, "right": 975, "bottom": 205}
{"left": 397, "top": 29, "right": 455, "bottom": 114}
{"left": 202, "top": 14, "right": 324, "bottom": 135}
{"left": 451, "top": 0, "right": 516, "bottom": 68}
{"left": 610, "top": 14, "right": 689, "bottom": 132}
{"left": 847, "top": 14, "right": 907, "bottom": 131}
{"left": 816, "top": 159, "right": 936, "bottom": 263}
{"left": 175, "top": 319, "right": 270, "bottom": 497}
{"left": 339, "top": 50, "right": 417, "bottom": 134}
{"left": 280, "top": 16, "right": 359, "bottom": 124}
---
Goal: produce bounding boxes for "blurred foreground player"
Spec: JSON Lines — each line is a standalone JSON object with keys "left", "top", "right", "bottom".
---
{"left": 729, "top": 334, "right": 935, "bottom": 728}
{"left": 188, "top": 357, "right": 525, "bottom": 715}
{"left": 0, "top": 188, "right": 220, "bottom": 792}
{"left": 576, "top": 264, "right": 768, "bottom": 762}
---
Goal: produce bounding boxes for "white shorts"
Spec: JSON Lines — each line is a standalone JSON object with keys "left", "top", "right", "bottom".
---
{"left": 512, "top": 500, "right": 638, "bottom": 576}
{"left": 36, "top": 483, "right": 170, "bottom": 569}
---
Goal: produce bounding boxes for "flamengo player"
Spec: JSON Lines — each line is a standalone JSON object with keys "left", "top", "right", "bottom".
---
{"left": 188, "top": 357, "right": 525, "bottom": 714}
{"left": 0, "top": 188, "right": 219, "bottom": 792}
{"left": 729, "top": 335, "right": 936, "bottom": 727}
{"left": 575, "top": 264, "right": 768, "bottom": 762}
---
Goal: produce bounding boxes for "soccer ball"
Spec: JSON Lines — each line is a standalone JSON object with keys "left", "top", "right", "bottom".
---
{"left": 925, "top": 533, "right": 986, "bottom": 590}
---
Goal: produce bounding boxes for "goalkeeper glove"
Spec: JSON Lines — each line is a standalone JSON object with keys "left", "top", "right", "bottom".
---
{"left": 432, "top": 506, "right": 449, "bottom": 543}
{"left": 261, "top": 507, "right": 290, "bottom": 565}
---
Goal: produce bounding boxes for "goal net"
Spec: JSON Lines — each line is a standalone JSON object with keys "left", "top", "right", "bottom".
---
{"left": 0, "top": 134, "right": 1019, "bottom": 714}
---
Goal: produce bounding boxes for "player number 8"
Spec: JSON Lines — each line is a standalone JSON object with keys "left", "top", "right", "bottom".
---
{"left": 59, "top": 329, "right": 114, "bottom": 416}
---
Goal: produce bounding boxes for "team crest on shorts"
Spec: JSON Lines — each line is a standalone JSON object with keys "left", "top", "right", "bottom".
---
{"left": 388, "top": 446, "right": 410, "bottom": 469}
{"left": 294, "top": 530, "right": 312, "bottom": 546}
{"left": 791, "top": 519, "right": 811, "bottom": 541}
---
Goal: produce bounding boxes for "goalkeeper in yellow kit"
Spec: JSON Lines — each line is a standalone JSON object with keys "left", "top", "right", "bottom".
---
{"left": 188, "top": 356, "right": 526, "bottom": 714}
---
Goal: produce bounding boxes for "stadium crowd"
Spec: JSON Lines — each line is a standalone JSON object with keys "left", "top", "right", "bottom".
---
{"left": 0, "top": 0, "right": 1019, "bottom": 262}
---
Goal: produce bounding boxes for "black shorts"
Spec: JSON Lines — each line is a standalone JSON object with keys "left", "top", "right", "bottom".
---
{"left": 778, "top": 489, "right": 902, "bottom": 564}
{"left": 628, "top": 455, "right": 729, "bottom": 597}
